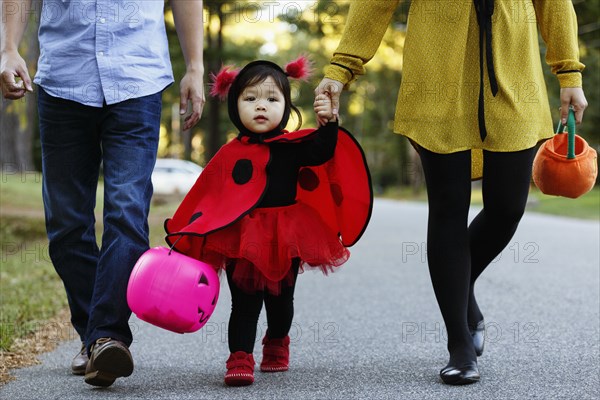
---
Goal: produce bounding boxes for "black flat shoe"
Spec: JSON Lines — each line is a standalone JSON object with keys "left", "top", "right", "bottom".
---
{"left": 470, "top": 320, "right": 485, "bottom": 357}
{"left": 440, "top": 361, "right": 480, "bottom": 385}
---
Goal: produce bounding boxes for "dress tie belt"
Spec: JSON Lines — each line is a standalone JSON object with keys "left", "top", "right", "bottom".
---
{"left": 474, "top": 0, "right": 498, "bottom": 141}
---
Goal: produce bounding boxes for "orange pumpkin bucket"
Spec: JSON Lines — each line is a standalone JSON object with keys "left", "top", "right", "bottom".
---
{"left": 532, "top": 109, "right": 597, "bottom": 199}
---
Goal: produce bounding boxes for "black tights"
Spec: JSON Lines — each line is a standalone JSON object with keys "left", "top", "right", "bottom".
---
{"left": 226, "top": 259, "right": 300, "bottom": 353}
{"left": 419, "top": 147, "right": 536, "bottom": 367}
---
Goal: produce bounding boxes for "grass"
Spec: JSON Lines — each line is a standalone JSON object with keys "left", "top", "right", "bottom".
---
{"left": 0, "top": 175, "right": 179, "bottom": 351}
{"left": 383, "top": 184, "right": 600, "bottom": 221}
{"left": 526, "top": 186, "right": 600, "bottom": 220}
{"left": 0, "top": 172, "right": 45, "bottom": 211}
{"left": 0, "top": 215, "right": 67, "bottom": 350}
{"left": 0, "top": 174, "right": 65, "bottom": 350}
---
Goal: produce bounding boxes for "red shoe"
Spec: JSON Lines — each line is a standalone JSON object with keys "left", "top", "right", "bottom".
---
{"left": 260, "top": 335, "right": 290, "bottom": 372}
{"left": 224, "top": 351, "right": 255, "bottom": 386}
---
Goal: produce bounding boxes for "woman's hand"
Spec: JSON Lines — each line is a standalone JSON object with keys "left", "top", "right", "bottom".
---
{"left": 314, "top": 78, "right": 344, "bottom": 126}
{"left": 560, "top": 87, "right": 588, "bottom": 125}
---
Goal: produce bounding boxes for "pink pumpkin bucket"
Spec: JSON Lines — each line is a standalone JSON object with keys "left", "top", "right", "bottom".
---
{"left": 127, "top": 247, "right": 220, "bottom": 334}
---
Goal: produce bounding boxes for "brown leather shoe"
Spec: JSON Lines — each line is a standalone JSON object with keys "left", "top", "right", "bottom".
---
{"left": 71, "top": 343, "right": 89, "bottom": 375}
{"left": 84, "top": 338, "right": 134, "bottom": 387}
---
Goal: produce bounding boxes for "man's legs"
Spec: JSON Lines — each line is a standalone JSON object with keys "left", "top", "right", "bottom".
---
{"left": 85, "top": 92, "right": 161, "bottom": 348}
{"left": 38, "top": 88, "right": 101, "bottom": 345}
{"left": 39, "top": 88, "right": 162, "bottom": 385}
{"left": 80, "top": 92, "right": 161, "bottom": 387}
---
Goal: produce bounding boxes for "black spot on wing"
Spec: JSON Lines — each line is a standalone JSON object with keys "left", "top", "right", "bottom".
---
{"left": 298, "top": 168, "right": 319, "bottom": 191}
{"left": 232, "top": 159, "right": 253, "bottom": 184}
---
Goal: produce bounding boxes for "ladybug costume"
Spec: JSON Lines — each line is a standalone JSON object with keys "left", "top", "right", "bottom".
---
{"left": 165, "top": 122, "right": 372, "bottom": 294}
{"left": 164, "top": 59, "right": 373, "bottom": 384}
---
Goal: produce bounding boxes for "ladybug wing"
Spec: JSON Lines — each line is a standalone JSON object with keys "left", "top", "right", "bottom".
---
{"left": 297, "top": 127, "right": 373, "bottom": 247}
{"left": 165, "top": 139, "right": 269, "bottom": 253}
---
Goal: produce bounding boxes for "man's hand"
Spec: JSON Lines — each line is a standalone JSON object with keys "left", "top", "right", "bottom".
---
{"left": 0, "top": 50, "right": 33, "bottom": 100}
{"left": 171, "top": 0, "right": 205, "bottom": 130}
{"left": 179, "top": 69, "right": 205, "bottom": 131}
{"left": 314, "top": 78, "right": 343, "bottom": 126}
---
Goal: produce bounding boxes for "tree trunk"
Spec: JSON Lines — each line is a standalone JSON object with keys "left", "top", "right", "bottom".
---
{"left": 204, "top": 4, "right": 224, "bottom": 161}
{"left": 0, "top": 101, "right": 19, "bottom": 171}
{"left": 182, "top": 128, "right": 192, "bottom": 160}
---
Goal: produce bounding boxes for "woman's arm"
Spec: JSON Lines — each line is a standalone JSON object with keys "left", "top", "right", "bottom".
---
{"left": 533, "top": 0, "right": 588, "bottom": 123}
{"left": 323, "top": 1, "right": 401, "bottom": 88}
{"left": 315, "top": 1, "right": 400, "bottom": 125}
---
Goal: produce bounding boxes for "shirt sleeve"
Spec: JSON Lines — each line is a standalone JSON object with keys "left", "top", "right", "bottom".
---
{"left": 296, "top": 121, "right": 339, "bottom": 166}
{"left": 533, "top": 0, "right": 585, "bottom": 88}
{"left": 324, "top": 1, "right": 400, "bottom": 88}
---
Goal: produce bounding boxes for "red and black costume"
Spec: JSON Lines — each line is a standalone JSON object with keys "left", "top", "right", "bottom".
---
{"left": 164, "top": 121, "right": 372, "bottom": 295}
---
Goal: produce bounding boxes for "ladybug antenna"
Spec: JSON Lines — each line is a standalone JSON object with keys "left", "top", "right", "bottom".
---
{"left": 209, "top": 65, "right": 240, "bottom": 100}
{"left": 284, "top": 55, "right": 313, "bottom": 81}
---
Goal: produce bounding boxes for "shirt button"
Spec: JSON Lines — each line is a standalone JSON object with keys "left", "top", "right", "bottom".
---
{"left": 98, "top": 51, "right": 104, "bottom": 56}
{"left": 99, "top": 18, "right": 106, "bottom": 23}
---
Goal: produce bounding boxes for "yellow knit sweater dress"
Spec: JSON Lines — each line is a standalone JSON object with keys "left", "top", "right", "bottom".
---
{"left": 324, "top": 0, "right": 585, "bottom": 179}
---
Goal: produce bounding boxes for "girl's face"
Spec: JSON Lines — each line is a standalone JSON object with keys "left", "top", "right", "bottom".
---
{"left": 237, "top": 76, "right": 285, "bottom": 134}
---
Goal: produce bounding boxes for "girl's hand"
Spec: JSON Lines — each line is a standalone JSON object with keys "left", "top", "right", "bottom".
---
{"left": 314, "top": 78, "right": 343, "bottom": 126}
{"left": 314, "top": 93, "right": 337, "bottom": 125}
{"left": 560, "top": 87, "right": 588, "bottom": 125}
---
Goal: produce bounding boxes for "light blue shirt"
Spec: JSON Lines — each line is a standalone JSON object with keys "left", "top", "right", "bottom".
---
{"left": 34, "top": 0, "right": 174, "bottom": 107}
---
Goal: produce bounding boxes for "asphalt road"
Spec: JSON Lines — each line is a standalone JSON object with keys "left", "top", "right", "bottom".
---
{"left": 2, "top": 199, "right": 599, "bottom": 400}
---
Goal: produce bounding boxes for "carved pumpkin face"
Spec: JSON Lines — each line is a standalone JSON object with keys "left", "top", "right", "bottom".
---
{"left": 127, "top": 247, "right": 220, "bottom": 333}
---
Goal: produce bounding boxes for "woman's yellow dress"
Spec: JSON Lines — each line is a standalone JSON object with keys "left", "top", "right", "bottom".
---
{"left": 324, "top": 0, "right": 584, "bottom": 178}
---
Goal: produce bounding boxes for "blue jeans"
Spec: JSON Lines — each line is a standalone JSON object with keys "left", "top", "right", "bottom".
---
{"left": 38, "top": 88, "right": 161, "bottom": 352}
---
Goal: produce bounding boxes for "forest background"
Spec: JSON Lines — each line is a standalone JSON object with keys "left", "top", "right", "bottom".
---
{"left": 1, "top": 0, "right": 599, "bottom": 192}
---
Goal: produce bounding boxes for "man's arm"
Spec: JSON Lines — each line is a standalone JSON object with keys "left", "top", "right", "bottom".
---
{"left": 1, "top": 0, "right": 34, "bottom": 99}
{"left": 171, "top": 0, "right": 205, "bottom": 130}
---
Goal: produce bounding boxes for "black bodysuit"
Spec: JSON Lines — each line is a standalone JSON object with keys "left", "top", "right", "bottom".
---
{"left": 238, "top": 121, "right": 338, "bottom": 208}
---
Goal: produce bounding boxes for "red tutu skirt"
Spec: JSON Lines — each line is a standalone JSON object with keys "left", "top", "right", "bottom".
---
{"left": 183, "top": 203, "right": 349, "bottom": 294}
